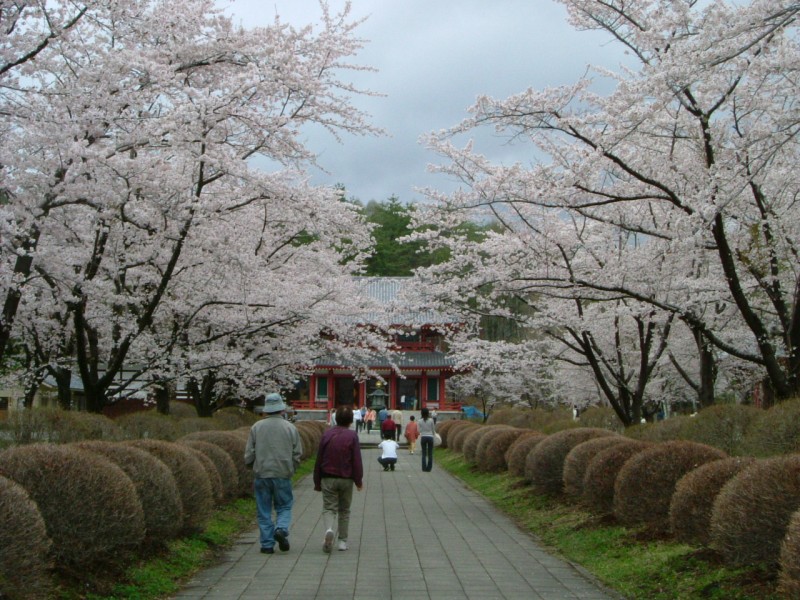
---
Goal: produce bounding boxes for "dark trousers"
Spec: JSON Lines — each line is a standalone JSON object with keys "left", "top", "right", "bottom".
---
{"left": 377, "top": 456, "right": 397, "bottom": 471}
{"left": 421, "top": 436, "right": 434, "bottom": 472}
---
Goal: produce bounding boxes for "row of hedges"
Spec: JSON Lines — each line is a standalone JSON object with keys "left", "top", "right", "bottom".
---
{"left": 442, "top": 405, "right": 800, "bottom": 597}
{"left": 0, "top": 409, "right": 321, "bottom": 599}
{"left": 487, "top": 399, "right": 800, "bottom": 457}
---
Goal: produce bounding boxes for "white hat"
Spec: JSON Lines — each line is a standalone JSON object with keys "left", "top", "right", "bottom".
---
{"left": 261, "top": 393, "right": 286, "bottom": 414}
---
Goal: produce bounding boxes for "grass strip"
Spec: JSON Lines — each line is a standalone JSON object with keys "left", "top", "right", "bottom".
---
{"left": 436, "top": 449, "right": 778, "bottom": 600}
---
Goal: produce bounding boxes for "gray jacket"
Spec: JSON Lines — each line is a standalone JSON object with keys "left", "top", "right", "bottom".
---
{"left": 244, "top": 414, "right": 303, "bottom": 479}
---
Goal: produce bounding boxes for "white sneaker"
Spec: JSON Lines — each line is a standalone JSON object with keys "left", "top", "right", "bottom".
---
{"left": 323, "top": 529, "right": 334, "bottom": 554}
{"left": 337, "top": 539, "right": 348, "bottom": 551}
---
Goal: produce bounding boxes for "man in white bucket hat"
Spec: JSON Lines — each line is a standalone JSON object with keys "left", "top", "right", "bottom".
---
{"left": 245, "top": 393, "right": 302, "bottom": 555}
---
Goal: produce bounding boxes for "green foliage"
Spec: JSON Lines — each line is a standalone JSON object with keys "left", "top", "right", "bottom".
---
{"left": 0, "top": 407, "right": 122, "bottom": 445}
{"left": 0, "top": 475, "right": 53, "bottom": 600}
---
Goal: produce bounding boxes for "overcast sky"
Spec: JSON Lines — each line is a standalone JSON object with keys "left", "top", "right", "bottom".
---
{"left": 223, "top": 1, "right": 627, "bottom": 204}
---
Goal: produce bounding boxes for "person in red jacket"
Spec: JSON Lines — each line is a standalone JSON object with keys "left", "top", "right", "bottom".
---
{"left": 313, "top": 406, "right": 363, "bottom": 552}
{"left": 380, "top": 414, "right": 396, "bottom": 440}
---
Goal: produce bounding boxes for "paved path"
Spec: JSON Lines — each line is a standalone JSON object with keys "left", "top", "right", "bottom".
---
{"left": 172, "top": 430, "right": 619, "bottom": 600}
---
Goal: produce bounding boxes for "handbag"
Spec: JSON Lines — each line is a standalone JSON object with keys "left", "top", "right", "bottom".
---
{"left": 434, "top": 433, "right": 442, "bottom": 447}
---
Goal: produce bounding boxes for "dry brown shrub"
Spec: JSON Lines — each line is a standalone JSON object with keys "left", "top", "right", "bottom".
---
{"left": 167, "top": 402, "right": 197, "bottom": 418}
{"left": 477, "top": 428, "right": 528, "bottom": 473}
{"left": 180, "top": 440, "right": 238, "bottom": 501}
{"left": 230, "top": 427, "right": 251, "bottom": 440}
{"left": 577, "top": 406, "right": 624, "bottom": 433}
{"left": 463, "top": 425, "right": 512, "bottom": 465}
{"left": 181, "top": 430, "right": 250, "bottom": 497}
{"left": 126, "top": 439, "right": 214, "bottom": 532}
{"left": 506, "top": 432, "right": 547, "bottom": 479}
{"left": 740, "top": 398, "right": 800, "bottom": 457}
{"left": 212, "top": 407, "right": 257, "bottom": 429}
{"left": 624, "top": 416, "right": 692, "bottom": 443}
{"left": 562, "top": 435, "right": 626, "bottom": 500}
{"left": 582, "top": 440, "right": 651, "bottom": 515}
{"left": 526, "top": 428, "right": 617, "bottom": 496}
{"left": 711, "top": 455, "right": 800, "bottom": 568}
{"left": 449, "top": 423, "right": 481, "bottom": 453}
{"left": 439, "top": 420, "right": 471, "bottom": 448}
{"left": 115, "top": 411, "right": 180, "bottom": 440}
{"left": 779, "top": 508, "right": 800, "bottom": 598}
{"left": 541, "top": 419, "right": 582, "bottom": 434}
{"left": 3, "top": 408, "right": 122, "bottom": 445}
{"left": 295, "top": 421, "right": 322, "bottom": 459}
{"left": 486, "top": 408, "right": 516, "bottom": 425}
{"left": 295, "top": 426, "right": 315, "bottom": 461}
{"left": 680, "top": 404, "right": 762, "bottom": 455}
{"left": 507, "top": 407, "right": 572, "bottom": 430}
{"left": 182, "top": 444, "right": 225, "bottom": 504}
{"left": 614, "top": 440, "right": 726, "bottom": 529}
{"left": 174, "top": 417, "right": 219, "bottom": 437}
{"left": 301, "top": 419, "right": 327, "bottom": 436}
{"left": 669, "top": 457, "right": 755, "bottom": 545}
{"left": 0, "top": 443, "right": 145, "bottom": 574}
{"left": 76, "top": 441, "right": 183, "bottom": 543}
{"left": 0, "top": 475, "right": 54, "bottom": 599}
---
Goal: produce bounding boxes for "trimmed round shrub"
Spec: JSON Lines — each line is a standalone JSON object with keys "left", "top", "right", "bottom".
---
{"left": 115, "top": 411, "right": 180, "bottom": 441}
{"left": 3, "top": 407, "right": 122, "bottom": 445}
{"left": 76, "top": 441, "right": 183, "bottom": 543}
{"left": 562, "top": 435, "right": 626, "bottom": 500}
{"left": 779, "top": 509, "right": 800, "bottom": 598}
{"left": 180, "top": 440, "right": 238, "bottom": 501}
{"left": 463, "top": 425, "right": 512, "bottom": 465}
{"left": 624, "top": 416, "right": 692, "bottom": 443}
{"left": 449, "top": 423, "right": 481, "bottom": 454}
{"left": 301, "top": 419, "right": 327, "bottom": 436}
{"left": 295, "top": 421, "right": 322, "bottom": 460}
{"left": 182, "top": 444, "right": 225, "bottom": 504}
{"left": 180, "top": 430, "right": 250, "bottom": 497}
{"left": 295, "top": 426, "right": 316, "bottom": 462}
{"left": 439, "top": 420, "right": 472, "bottom": 448}
{"left": 680, "top": 404, "right": 762, "bottom": 455}
{"left": 507, "top": 432, "right": 547, "bottom": 479}
{"left": 669, "top": 457, "right": 755, "bottom": 545}
{"left": 0, "top": 475, "right": 54, "bottom": 599}
{"left": 213, "top": 406, "right": 258, "bottom": 429}
{"left": 582, "top": 440, "right": 651, "bottom": 515}
{"left": 126, "top": 439, "right": 214, "bottom": 532}
{"left": 168, "top": 402, "right": 198, "bottom": 418}
{"left": 477, "top": 428, "right": 529, "bottom": 473}
{"left": 614, "top": 441, "right": 726, "bottom": 528}
{"left": 0, "top": 443, "right": 145, "bottom": 573}
{"left": 710, "top": 455, "right": 800, "bottom": 567}
{"left": 740, "top": 398, "right": 800, "bottom": 457}
{"left": 577, "top": 406, "right": 624, "bottom": 433}
{"left": 175, "top": 417, "right": 219, "bottom": 437}
{"left": 486, "top": 408, "right": 516, "bottom": 425}
{"left": 526, "top": 428, "right": 617, "bottom": 496}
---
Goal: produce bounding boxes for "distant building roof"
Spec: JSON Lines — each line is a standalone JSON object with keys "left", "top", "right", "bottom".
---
{"left": 354, "top": 276, "right": 459, "bottom": 327}
{"left": 315, "top": 351, "right": 456, "bottom": 370}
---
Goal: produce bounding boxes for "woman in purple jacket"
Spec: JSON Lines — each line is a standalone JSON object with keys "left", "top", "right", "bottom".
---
{"left": 313, "top": 406, "right": 363, "bottom": 552}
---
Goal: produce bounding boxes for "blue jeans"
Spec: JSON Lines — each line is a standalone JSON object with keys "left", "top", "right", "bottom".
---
{"left": 421, "top": 436, "right": 434, "bottom": 472}
{"left": 254, "top": 477, "right": 294, "bottom": 550}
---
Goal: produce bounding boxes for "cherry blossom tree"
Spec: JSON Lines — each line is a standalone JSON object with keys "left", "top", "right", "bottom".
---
{"left": 1, "top": 0, "right": 384, "bottom": 412}
{"left": 414, "top": 0, "right": 800, "bottom": 420}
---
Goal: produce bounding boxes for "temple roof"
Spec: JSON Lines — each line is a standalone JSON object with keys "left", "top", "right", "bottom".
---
{"left": 314, "top": 351, "right": 457, "bottom": 370}
{"left": 354, "top": 276, "right": 459, "bottom": 327}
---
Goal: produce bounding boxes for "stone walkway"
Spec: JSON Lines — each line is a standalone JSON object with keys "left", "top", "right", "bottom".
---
{"left": 171, "top": 430, "right": 620, "bottom": 600}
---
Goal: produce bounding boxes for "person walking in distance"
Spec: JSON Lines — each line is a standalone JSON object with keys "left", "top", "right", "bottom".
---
{"left": 365, "top": 407, "right": 376, "bottom": 434}
{"left": 244, "top": 393, "right": 303, "bottom": 555}
{"left": 354, "top": 404, "right": 363, "bottom": 433}
{"left": 314, "top": 406, "right": 363, "bottom": 553}
{"left": 391, "top": 407, "right": 403, "bottom": 442}
{"left": 404, "top": 415, "right": 419, "bottom": 454}
{"left": 418, "top": 407, "right": 436, "bottom": 472}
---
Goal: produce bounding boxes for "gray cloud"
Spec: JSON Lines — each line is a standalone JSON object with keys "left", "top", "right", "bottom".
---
{"left": 225, "top": 1, "right": 628, "bottom": 203}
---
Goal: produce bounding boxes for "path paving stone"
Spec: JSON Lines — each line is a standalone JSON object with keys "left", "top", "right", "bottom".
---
{"left": 171, "top": 429, "right": 621, "bottom": 600}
